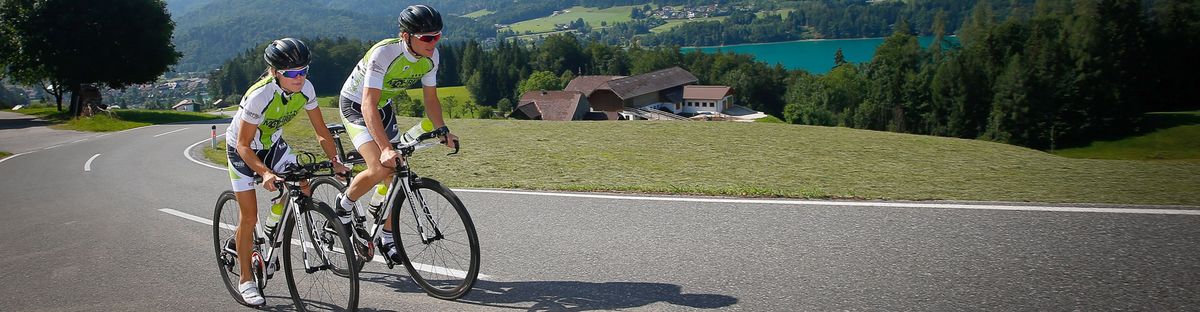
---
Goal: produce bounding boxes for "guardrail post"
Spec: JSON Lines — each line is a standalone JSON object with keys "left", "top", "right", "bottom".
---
{"left": 211, "top": 125, "right": 217, "bottom": 149}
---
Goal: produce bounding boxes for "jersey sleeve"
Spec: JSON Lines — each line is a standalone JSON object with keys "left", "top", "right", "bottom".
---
{"left": 237, "top": 87, "right": 274, "bottom": 125}
{"left": 421, "top": 48, "right": 440, "bottom": 87}
{"left": 302, "top": 80, "right": 319, "bottom": 110}
{"left": 363, "top": 44, "right": 397, "bottom": 91}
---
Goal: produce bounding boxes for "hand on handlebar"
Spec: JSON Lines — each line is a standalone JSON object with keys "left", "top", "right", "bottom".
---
{"left": 379, "top": 148, "right": 400, "bottom": 168}
{"left": 261, "top": 171, "right": 281, "bottom": 192}
{"left": 331, "top": 160, "right": 350, "bottom": 175}
{"left": 441, "top": 132, "right": 459, "bottom": 149}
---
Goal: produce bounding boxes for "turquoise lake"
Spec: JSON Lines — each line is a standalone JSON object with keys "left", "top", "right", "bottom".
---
{"left": 682, "top": 36, "right": 953, "bottom": 74}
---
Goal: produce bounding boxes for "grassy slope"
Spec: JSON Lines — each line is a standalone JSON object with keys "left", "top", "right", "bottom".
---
{"left": 1055, "top": 111, "right": 1200, "bottom": 161}
{"left": 0, "top": 151, "right": 10, "bottom": 159}
{"left": 462, "top": 9, "right": 494, "bottom": 19}
{"left": 205, "top": 108, "right": 1200, "bottom": 206}
{"left": 507, "top": 6, "right": 635, "bottom": 34}
{"left": 14, "top": 107, "right": 220, "bottom": 131}
{"left": 650, "top": 16, "right": 727, "bottom": 33}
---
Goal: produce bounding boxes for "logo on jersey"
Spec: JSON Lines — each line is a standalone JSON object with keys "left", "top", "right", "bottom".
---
{"left": 386, "top": 77, "right": 419, "bottom": 89}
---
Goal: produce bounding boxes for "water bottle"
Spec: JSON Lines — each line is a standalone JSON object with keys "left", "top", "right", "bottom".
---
{"left": 264, "top": 201, "right": 283, "bottom": 237}
{"left": 368, "top": 183, "right": 388, "bottom": 218}
{"left": 400, "top": 118, "right": 434, "bottom": 144}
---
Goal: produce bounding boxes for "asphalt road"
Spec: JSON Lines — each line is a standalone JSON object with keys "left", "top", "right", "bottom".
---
{"left": 1, "top": 116, "right": 1198, "bottom": 311}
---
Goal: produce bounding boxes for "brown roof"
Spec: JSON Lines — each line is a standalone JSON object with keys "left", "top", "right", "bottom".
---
{"left": 605, "top": 67, "right": 698, "bottom": 100}
{"left": 518, "top": 90, "right": 586, "bottom": 121}
{"left": 511, "top": 101, "right": 541, "bottom": 120}
{"left": 682, "top": 85, "right": 733, "bottom": 100}
{"left": 563, "top": 75, "right": 623, "bottom": 96}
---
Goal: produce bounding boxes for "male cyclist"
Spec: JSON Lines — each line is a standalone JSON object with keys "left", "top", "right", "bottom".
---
{"left": 335, "top": 4, "right": 458, "bottom": 262}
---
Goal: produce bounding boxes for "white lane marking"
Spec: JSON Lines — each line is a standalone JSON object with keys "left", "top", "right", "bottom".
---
{"left": 457, "top": 189, "right": 1200, "bottom": 216}
{"left": 71, "top": 139, "right": 87, "bottom": 144}
{"left": 185, "top": 135, "right": 226, "bottom": 170}
{"left": 153, "top": 127, "right": 190, "bottom": 137}
{"left": 43, "top": 144, "right": 62, "bottom": 150}
{"left": 64, "top": 221, "right": 78, "bottom": 225}
{"left": 0, "top": 152, "right": 31, "bottom": 164}
{"left": 158, "top": 208, "right": 495, "bottom": 281}
{"left": 84, "top": 154, "right": 101, "bottom": 172}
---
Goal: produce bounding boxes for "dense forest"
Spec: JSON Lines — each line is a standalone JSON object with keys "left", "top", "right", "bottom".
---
{"left": 783, "top": 0, "right": 1200, "bottom": 150}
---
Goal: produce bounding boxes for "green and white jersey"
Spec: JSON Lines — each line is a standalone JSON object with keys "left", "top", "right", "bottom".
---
{"left": 339, "top": 38, "right": 439, "bottom": 106}
{"left": 226, "top": 76, "right": 319, "bottom": 150}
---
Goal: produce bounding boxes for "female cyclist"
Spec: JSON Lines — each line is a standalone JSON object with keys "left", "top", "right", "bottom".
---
{"left": 226, "top": 38, "right": 348, "bottom": 306}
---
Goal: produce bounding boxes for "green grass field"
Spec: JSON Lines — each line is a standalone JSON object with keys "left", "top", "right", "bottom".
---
{"left": 757, "top": 8, "right": 795, "bottom": 19}
{"left": 1055, "top": 111, "right": 1200, "bottom": 161}
{"left": 0, "top": 151, "right": 11, "bottom": 159}
{"left": 650, "top": 17, "right": 727, "bottom": 33}
{"left": 316, "top": 86, "right": 474, "bottom": 108}
{"left": 506, "top": 6, "right": 635, "bottom": 34}
{"left": 462, "top": 9, "right": 494, "bottom": 19}
{"left": 202, "top": 108, "right": 1200, "bottom": 206}
{"left": 14, "top": 107, "right": 220, "bottom": 132}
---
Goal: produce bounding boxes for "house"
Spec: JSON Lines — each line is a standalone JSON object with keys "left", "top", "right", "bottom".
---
{"left": 510, "top": 90, "right": 590, "bottom": 121}
{"left": 173, "top": 99, "right": 199, "bottom": 112}
{"left": 680, "top": 85, "right": 734, "bottom": 114}
{"left": 564, "top": 67, "right": 698, "bottom": 120}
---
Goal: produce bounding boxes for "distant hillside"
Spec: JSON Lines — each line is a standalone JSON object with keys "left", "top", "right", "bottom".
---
{"left": 167, "top": 0, "right": 492, "bottom": 72}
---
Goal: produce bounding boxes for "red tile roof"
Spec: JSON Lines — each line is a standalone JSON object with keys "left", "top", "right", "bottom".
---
{"left": 518, "top": 90, "right": 586, "bottom": 121}
{"left": 563, "top": 75, "right": 623, "bottom": 96}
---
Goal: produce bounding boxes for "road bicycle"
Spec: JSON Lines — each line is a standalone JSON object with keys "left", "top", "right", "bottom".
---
{"left": 309, "top": 124, "right": 480, "bottom": 300}
{"left": 212, "top": 153, "right": 359, "bottom": 310}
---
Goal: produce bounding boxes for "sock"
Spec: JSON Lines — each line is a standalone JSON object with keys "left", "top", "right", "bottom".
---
{"left": 337, "top": 193, "right": 355, "bottom": 225}
{"left": 381, "top": 229, "right": 397, "bottom": 257}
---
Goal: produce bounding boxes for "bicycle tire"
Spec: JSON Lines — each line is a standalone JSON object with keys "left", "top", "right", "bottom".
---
{"left": 282, "top": 199, "right": 359, "bottom": 311}
{"left": 390, "top": 177, "right": 480, "bottom": 300}
{"left": 212, "top": 190, "right": 262, "bottom": 307}
{"left": 308, "top": 176, "right": 370, "bottom": 271}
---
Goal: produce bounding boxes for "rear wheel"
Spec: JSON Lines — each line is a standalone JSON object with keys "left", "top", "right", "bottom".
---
{"left": 283, "top": 199, "right": 359, "bottom": 311}
{"left": 390, "top": 178, "right": 480, "bottom": 300}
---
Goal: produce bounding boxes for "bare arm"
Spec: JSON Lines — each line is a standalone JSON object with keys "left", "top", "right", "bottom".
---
{"left": 305, "top": 108, "right": 348, "bottom": 173}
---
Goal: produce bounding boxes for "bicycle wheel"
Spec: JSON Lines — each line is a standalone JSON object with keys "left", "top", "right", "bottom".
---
{"left": 308, "top": 176, "right": 369, "bottom": 271}
{"left": 308, "top": 177, "right": 345, "bottom": 212}
{"left": 390, "top": 177, "right": 480, "bottom": 300}
{"left": 212, "top": 191, "right": 261, "bottom": 306}
{"left": 283, "top": 199, "right": 359, "bottom": 311}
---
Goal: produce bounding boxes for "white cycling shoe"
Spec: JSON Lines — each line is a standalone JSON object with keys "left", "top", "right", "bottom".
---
{"left": 238, "top": 281, "right": 265, "bottom": 306}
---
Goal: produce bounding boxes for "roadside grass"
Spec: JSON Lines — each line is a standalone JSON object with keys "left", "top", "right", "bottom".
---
{"left": 462, "top": 9, "right": 494, "bottom": 18}
{"left": 650, "top": 17, "right": 727, "bottom": 33}
{"left": 202, "top": 107, "right": 1200, "bottom": 206}
{"left": 1055, "top": 111, "right": 1200, "bottom": 161}
{"left": 13, "top": 107, "right": 220, "bottom": 131}
{"left": 0, "top": 151, "right": 10, "bottom": 159}
{"left": 506, "top": 6, "right": 635, "bottom": 34}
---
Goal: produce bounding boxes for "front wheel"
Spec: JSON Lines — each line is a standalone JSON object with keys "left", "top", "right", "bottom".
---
{"left": 390, "top": 177, "right": 480, "bottom": 300}
{"left": 283, "top": 199, "right": 359, "bottom": 311}
{"left": 212, "top": 190, "right": 261, "bottom": 307}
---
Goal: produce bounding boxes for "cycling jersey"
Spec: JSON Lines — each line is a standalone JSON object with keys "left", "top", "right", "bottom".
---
{"left": 226, "top": 76, "right": 319, "bottom": 149}
{"left": 339, "top": 38, "right": 439, "bottom": 106}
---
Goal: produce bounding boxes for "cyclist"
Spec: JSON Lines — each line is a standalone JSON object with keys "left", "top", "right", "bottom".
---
{"left": 226, "top": 38, "right": 349, "bottom": 306}
{"left": 335, "top": 4, "right": 458, "bottom": 262}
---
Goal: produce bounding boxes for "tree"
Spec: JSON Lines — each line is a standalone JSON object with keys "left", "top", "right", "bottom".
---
{"left": 0, "top": 0, "right": 180, "bottom": 116}
{"left": 833, "top": 48, "right": 847, "bottom": 67}
{"left": 517, "top": 71, "right": 563, "bottom": 96}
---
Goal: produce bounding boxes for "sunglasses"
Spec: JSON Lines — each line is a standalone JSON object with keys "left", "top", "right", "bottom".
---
{"left": 276, "top": 66, "right": 309, "bottom": 78}
{"left": 412, "top": 32, "right": 441, "bottom": 43}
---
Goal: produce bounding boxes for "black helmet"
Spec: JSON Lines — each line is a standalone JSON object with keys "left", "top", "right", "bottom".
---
{"left": 263, "top": 38, "right": 311, "bottom": 69}
{"left": 397, "top": 5, "right": 443, "bottom": 34}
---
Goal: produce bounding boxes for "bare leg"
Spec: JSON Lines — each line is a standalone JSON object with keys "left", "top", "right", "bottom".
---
{"left": 234, "top": 190, "right": 258, "bottom": 284}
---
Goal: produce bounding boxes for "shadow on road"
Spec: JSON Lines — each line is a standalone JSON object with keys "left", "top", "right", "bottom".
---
{"left": 0, "top": 115, "right": 49, "bottom": 130}
{"left": 360, "top": 270, "right": 738, "bottom": 311}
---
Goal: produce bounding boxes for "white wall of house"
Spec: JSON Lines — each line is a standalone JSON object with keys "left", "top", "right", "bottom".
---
{"left": 681, "top": 95, "right": 730, "bottom": 114}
